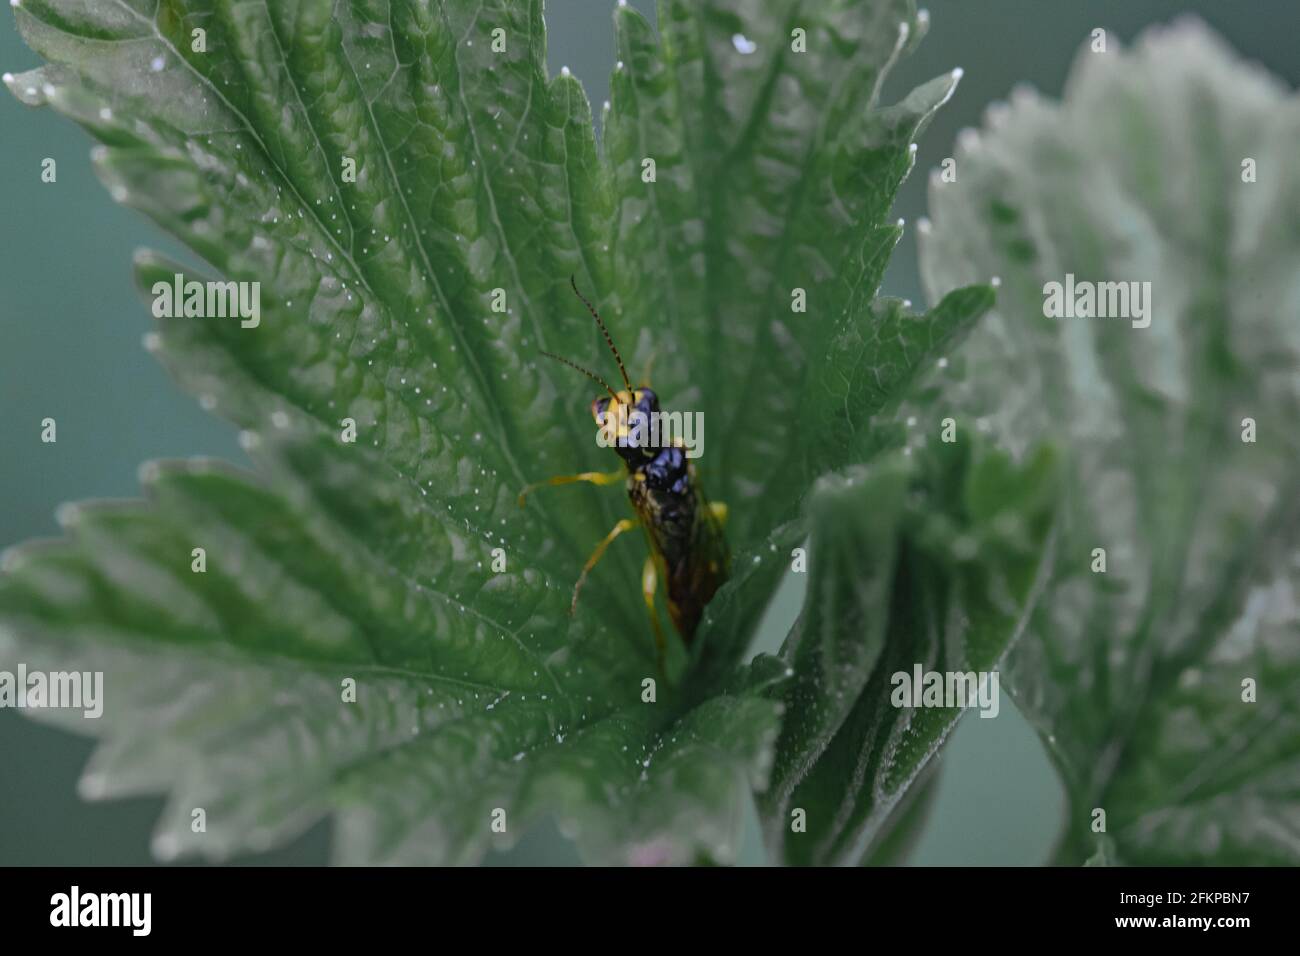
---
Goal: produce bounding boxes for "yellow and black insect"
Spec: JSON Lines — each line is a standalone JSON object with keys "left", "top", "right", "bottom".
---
{"left": 519, "top": 277, "right": 730, "bottom": 670}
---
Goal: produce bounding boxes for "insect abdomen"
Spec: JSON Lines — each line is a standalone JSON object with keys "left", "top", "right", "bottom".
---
{"left": 629, "top": 446, "right": 728, "bottom": 641}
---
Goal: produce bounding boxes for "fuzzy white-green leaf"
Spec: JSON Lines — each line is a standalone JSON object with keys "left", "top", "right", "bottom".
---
{"left": 918, "top": 20, "right": 1300, "bottom": 865}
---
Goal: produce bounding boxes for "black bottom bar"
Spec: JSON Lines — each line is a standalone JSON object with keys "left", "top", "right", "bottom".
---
{"left": 0, "top": 864, "right": 1291, "bottom": 941}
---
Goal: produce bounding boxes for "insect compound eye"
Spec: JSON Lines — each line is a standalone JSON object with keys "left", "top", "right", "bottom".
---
{"left": 591, "top": 396, "right": 610, "bottom": 425}
{"left": 636, "top": 388, "right": 659, "bottom": 413}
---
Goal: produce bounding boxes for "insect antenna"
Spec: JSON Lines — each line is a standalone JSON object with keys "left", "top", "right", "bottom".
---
{"left": 540, "top": 350, "right": 620, "bottom": 403}
{"left": 570, "top": 275, "right": 633, "bottom": 394}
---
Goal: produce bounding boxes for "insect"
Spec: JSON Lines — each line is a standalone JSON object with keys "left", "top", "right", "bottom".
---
{"left": 518, "top": 277, "right": 730, "bottom": 671}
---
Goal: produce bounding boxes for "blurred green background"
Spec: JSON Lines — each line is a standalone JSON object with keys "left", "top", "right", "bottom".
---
{"left": 3, "top": 0, "right": 1297, "bottom": 866}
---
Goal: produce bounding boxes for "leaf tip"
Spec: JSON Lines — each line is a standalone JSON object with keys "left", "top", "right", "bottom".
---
{"left": 78, "top": 771, "right": 108, "bottom": 801}
{"left": 151, "top": 830, "right": 182, "bottom": 863}
{"left": 4, "top": 67, "right": 45, "bottom": 105}
{"left": 54, "top": 501, "right": 82, "bottom": 529}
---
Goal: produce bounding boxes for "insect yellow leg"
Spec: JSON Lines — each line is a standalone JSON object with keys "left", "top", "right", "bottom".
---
{"left": 641, "top": 555, "right": 667, "bottom": 674}
{"left": 517, "top": 469, "right": 623, "bottom": 508}
{"left": 709, "top": 501, "right": 729, "bottom": 526}
{"left": 571, "top": 517, "right": 638, "bottom": 614}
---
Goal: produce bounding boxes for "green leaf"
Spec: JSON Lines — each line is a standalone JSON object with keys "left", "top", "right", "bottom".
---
{"left": 3, "top": 0, "right": 979, "bottom": 864}
{"left": 917, "top": 20, "right": 1300, "bottom": 865}
{"left": 0, "top": 428, "right": 780, "bottom": 864}
{"left": 1083, "top": 835, "right": 1118, "bottom": 868}
{"left": 859, "top": 762, "right": 940, "bottom": 866}
{"left": 805, "top": 285, "right": 994, "bottom": 471}
{"left": 759, "top": 440, "right": 1060, "bottom": 865}
{"left": 604, "top": 1, "right": 990, "bottom": 542}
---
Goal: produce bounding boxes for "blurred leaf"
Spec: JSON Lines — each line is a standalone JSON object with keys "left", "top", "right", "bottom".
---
{"left": 759, "top": 440, "right": 1059, "bottom": 865}
{"left": 859, "top": 762, "right": 940, "bottom": 866}
{"left": 917, "top": 20, "right": 1300, "bottom": 865}
{"left": 1083, "top": 835, "right": 1118, "bottom": 868}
